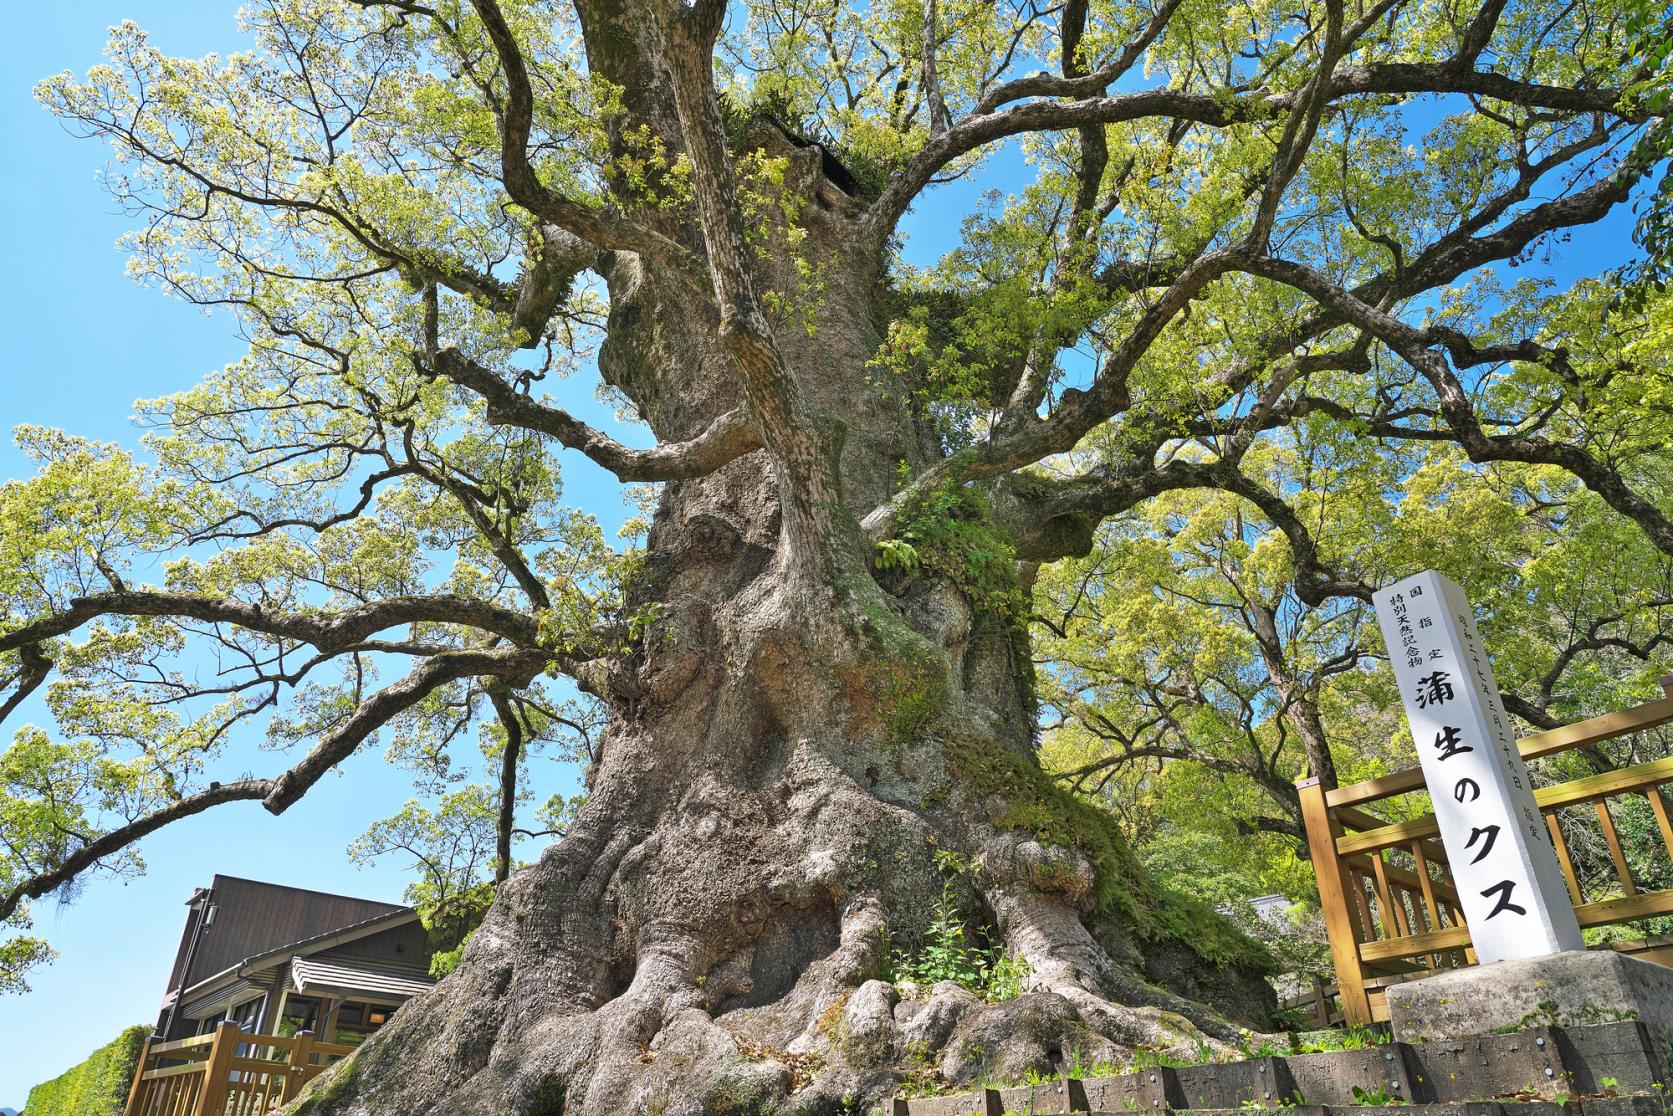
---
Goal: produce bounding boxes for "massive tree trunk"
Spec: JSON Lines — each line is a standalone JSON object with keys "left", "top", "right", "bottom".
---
{"left": 291, "top": 98, "right": 1272, "bottom": 1114}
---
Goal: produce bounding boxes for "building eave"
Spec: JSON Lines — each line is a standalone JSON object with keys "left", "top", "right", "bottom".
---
{"left": 167, "top": 907, "right": 422, "bottom": 1009}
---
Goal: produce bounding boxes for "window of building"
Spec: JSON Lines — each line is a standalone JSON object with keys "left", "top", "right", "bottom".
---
{"left": 329, "top": 999, "right": 397, "bottom": 1045}
{"left": 229, "top": 996, "right": 264, "bottom": 1031}
{"left": 277, "top": 995, "right": 322, "bottom": 1038}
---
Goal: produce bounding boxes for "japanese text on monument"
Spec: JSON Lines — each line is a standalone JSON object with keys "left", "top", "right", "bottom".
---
{"left": 1374, "top": 571, "right": 1583, "bottom": 963}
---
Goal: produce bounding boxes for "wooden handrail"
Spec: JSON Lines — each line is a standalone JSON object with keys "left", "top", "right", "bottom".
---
{"left": 1334, "top": 755, "right": 1673, "bottom": 857}
{"left": 1538, "top": 755, "right": 1673, "bottom": 809}
{"left": 145, "top": 1032, "right": 217, "bottom": 1055}
{"left": 1575, "top": 890, "right": 1673, "bottom": 926}
{"left": 1298, "top": 686, "right": 1673, "bottom": 1026}
{"left": 123, "top": 1024, "right": 359, "bottom": 1116}
{"left": 1336, "top": 817, "right": 1439, "bottom": 857}
{"left": 1358, "top": 924, "right": 1472, "bottom": 964}
{"left": 1326, "top": 696, "right": 1673, "bottom": 810}
{"left": 1326, "top": 769, "right": 1425, "bottom": 810}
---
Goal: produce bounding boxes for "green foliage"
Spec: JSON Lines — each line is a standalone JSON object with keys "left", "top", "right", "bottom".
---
{"left": 876, "top": 482, "right": 1037, "bottom": 718}
{"left": 878, "top": 484, "right": 1025, "bottom": 625}
{"left": 420, "top": 881, "right": 495, "bottom": 979}
{"left": 1350, "top": 1083, "right": 1404, "bottom": 1106}
{"left": 347, "top": 786, "right": 501, "bottom": 976}
{"left": 1289, "top": 1025, "right": 1385, "bottom": 1054}
{"left": 1126, "top": 1047, "right": 1198, "bottom": 1072}
{"left": 870, "top": 659, "right": 947, "bottom": 746}
{"left": 0, "top": 933, "right": 55, "bottom": 995}
{"left": 1235, "top": 1029, "right": 1292, "bottom": 1059}
{"left": 23, "top": 1024, "right": 148, "bottom": 1116}
{"left": 884, "top": 851, "right": 1030, "bottom": 1002}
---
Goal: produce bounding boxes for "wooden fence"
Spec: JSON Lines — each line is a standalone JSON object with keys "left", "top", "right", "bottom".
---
{"left": 1277, "top": 977, "right": 1347, "bottom": 1029}
{"left": 123, "top": 1022, "right": 356, "bottom": 1116}
{"left": 1297, "top": 681, "right": 1673, "bottom": 1025}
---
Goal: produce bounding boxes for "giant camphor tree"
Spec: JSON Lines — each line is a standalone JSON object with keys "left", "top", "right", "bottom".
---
{"left": 3, "top": 0, "right": 1672, "bottom": 1111}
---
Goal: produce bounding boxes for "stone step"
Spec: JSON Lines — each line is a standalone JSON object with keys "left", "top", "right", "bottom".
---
{"left": 890, "top": 1022, "right": 1671, "bottom": 1115}
{"left": 900, "top": 1102, "right": 1669, "bottom": 1116}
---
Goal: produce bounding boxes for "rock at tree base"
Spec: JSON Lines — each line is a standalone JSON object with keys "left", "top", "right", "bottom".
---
{"left": 1385, "top": 951, "right": 1673, "bottom": 1062}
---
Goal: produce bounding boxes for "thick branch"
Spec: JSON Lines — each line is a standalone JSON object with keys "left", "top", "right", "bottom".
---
{"left": 428, "top": 348, "right": 762, "bottom": 481}
{"left": 1245, "top": 254, "right": 1673, "bottom": 558}
{"left": 0, "top": 645, "right": 51, "bottom": 725}
{"left": 490, "top": 686, "right": 523, "bottom": 884}
{"left": 265, "top": 647, "right": 548, "bottom": 812}
{"left": 0, "top": 646, "right": 548, "bottom": 924}
{"left": 0, "top": 592, "right": 539, "bottom": 661}
{"left": 0, "top": 780, "right": 275, "bottom": 925}
{"left": 920, "top": 0, "right": 952, "bottom": 134}
{"left": 864, "top": 247, "right": 1247, "bottom": 543}
{"left": 661, "top": 6, "right": 846, "bottom": 568}
{"left": 861, "top": 60, "right": 1639, "bottom": 255}
{"left": 466, "top": 0, "right": 709, "bottom": 289}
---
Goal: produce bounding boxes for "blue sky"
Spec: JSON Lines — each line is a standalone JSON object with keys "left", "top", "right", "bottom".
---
{"left": 0, "top": 5, "right": 594, "bottom": 1105}
{"left": 0, "top": 3, "right": 1646, "bottom": 1109}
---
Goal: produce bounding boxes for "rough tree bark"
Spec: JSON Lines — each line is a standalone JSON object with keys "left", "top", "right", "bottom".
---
{"left": 281, "top": 11, "right": 1273, "bottom": 1116}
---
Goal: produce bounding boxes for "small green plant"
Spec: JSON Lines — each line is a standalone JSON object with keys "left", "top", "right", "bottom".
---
{"left": 985, "top": 950, "right": 1030, "bottom": 1002}
{"left": 893, "top": 1074, "right": 955, "bottom": 1099}
{"left": 1063, "top": 1048, "right": 1119, "bottom": 1080}
{"left": 1237, "top": 1028, "right": 1292, "bottom": 1058}
{"left": 1350, "top": 1083, "right": 1404, "bottom": 1106}
{"left": 885, "top": 851, "right": 1031, "bottom": 1002}
{"left": 1292, "top": 1025, "right": 1384, "bottom": 1054}
{"left": 1126, "top": 1047, "right": 1192, "bottom": 1073}
{"left": 872, "top": 484, "right": 1027, "bottom": 625}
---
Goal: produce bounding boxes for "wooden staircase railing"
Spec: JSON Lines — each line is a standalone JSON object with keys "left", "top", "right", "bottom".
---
{"left": 124, "top": 1021, "right": 357, "bottom": 1116}
{"left": 1298, "top": 681, "right": 1673, "bottom": 1026}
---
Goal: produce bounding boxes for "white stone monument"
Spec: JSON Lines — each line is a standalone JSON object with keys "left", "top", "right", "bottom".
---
{"left": 1372, "top": 570, "right": 1583, "bottom": 963}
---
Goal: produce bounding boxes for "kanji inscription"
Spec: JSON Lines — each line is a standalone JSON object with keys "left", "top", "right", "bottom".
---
{"left": 1373, "top": 570, "right": 1584, "bottom": 963}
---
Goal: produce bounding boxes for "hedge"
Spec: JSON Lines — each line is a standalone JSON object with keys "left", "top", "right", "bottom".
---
{"left": 23, "top": 1025, "right": 148, "bottom": 1116}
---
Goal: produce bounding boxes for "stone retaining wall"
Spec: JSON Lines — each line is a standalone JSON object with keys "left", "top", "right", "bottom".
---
{"left": 889, "top": 1023, "right": 1670, "bottom": 1115}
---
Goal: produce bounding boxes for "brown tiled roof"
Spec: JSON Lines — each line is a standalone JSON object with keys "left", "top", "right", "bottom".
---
{"left": 167, "top": 876, "right": 406, "bottom": 992}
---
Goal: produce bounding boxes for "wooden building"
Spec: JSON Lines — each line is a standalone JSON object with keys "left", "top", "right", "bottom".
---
{"left": 154, "top": 875, "right": 436, "bottom": 1046}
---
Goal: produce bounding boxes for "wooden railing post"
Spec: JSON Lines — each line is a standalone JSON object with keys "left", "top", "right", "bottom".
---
{"left": 282, "top": 1030, "right": 317, "bottom": 1103}
{"left": 1298, "top": 776, "right": 1374, "bottom": 1025}
{"left": 1310, "top": 978, "right": 1330, "bottom": 1026}
{"left": 121, "top": 1035, "right": 156, "bottom": 1116}
{"left": 196, "top": 1022, "right": 240, "bottom": 1116}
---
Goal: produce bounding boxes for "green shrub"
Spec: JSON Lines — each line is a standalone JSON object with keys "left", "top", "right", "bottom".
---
{"left": 23, "top": 1025, "right": 149, "bottom": 1116}
{"left": 884, "top": 851, "right": 1030, "bottom": 1002}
